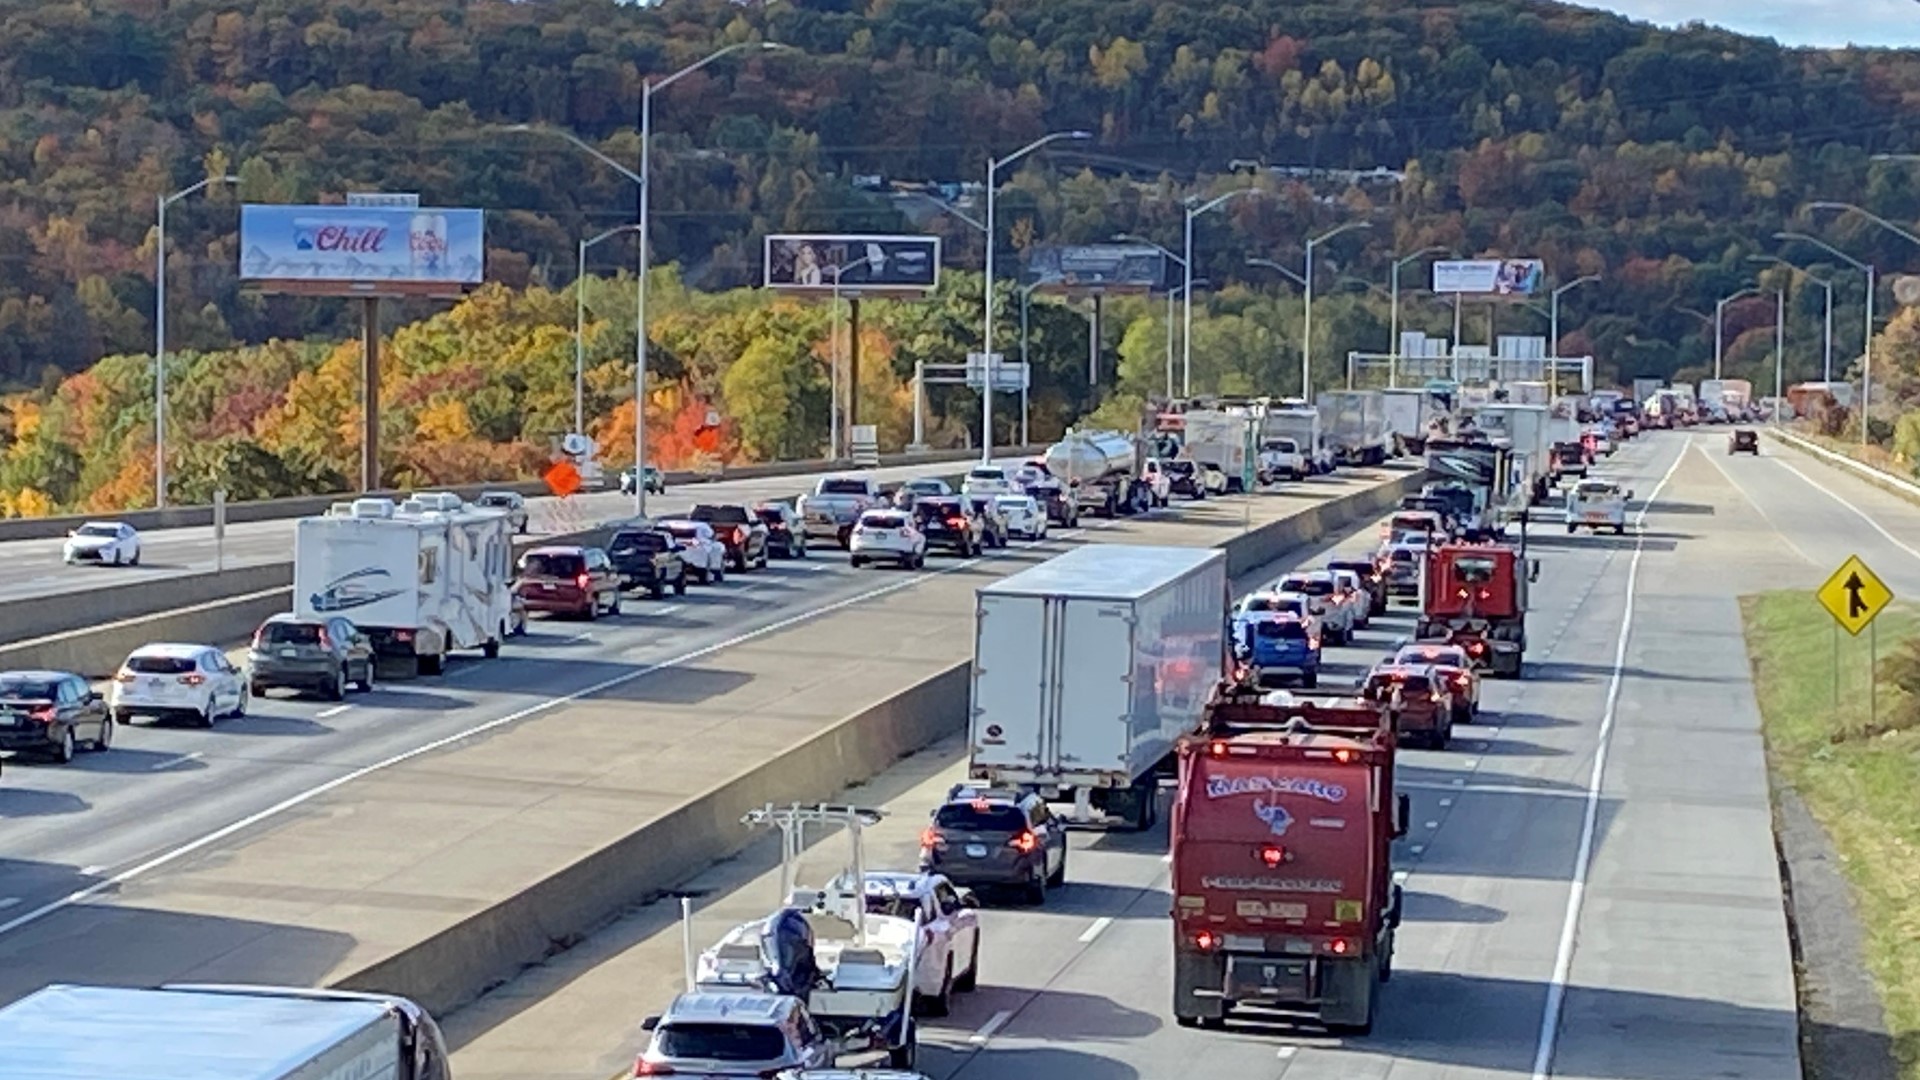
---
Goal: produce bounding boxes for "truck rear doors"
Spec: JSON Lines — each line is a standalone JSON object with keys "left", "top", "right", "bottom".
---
{"left": 972, "top": 593, "right": 1137, "bottom": 780}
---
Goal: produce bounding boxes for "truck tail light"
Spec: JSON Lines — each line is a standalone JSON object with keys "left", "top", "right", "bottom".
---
{"left": 1468, "top": 641, "right": 1485, "bottom": 655}
{"left": 1009, "top": 830, "right": 1038, "bottom": 854}
{"left": 1333, "top": 748, "right": 1356, "bottom": 764}
{"left": 1257, "top": 844, "right": 1287, "bottom": 866}
{"left": 1328, "top": 938, "right": 1351, "bottom": 955}
{"left": 1209, "top": 740, "right": 1229, "bottom": 756}
{"left": 1192, "top": 930, "right": 1219, "bottom": 951}
{"left": 179, "top": 673, "right": 206, "bottom": 686}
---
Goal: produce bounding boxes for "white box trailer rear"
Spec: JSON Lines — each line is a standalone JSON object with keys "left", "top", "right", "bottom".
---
{"left": 969, "top": 544, "right": 1228, "bottom": 829}
{"left": 0, "top": 983, "right": 448, "bottom": 1080}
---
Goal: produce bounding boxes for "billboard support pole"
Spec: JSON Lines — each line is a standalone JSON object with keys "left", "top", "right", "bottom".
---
{"left": 911, "top": 361, "right": 926, "bottom": 451}
{"left": 1452, "top": 295, "right": 1463, "bottom": 354}
{"left": 849, "top": 297, "right": 862, "bottom": 445}
{"left": 361, "top": 297, "right": 382, "bottom": 492}
{"left": 1090, "top": 294, "right": 1102, "bottom": 385}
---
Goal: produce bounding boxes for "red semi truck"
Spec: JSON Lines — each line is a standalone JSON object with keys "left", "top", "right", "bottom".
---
{"left": 1170, "top": 684, "right": 1408, "bottom": 1034}
{"left": 1414, "top": 540, "right": 1537, "bottom": 678}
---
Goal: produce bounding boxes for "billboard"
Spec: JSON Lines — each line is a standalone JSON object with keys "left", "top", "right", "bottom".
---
{"left": 763, "top": 234, "right": 940, "bottom": 291}
{"left": 1023, "top": 243, "right": 1167, "bottom": 292}
{"left": 239, "top": 205, "right": 485, "bottom": 285}
{"left": 1432, "top": 259, "right": 1544, "bottom": 298}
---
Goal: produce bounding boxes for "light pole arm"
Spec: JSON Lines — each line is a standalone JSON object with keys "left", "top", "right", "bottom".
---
{"left": 994, "top": 130, "right": 1092, "bottom": 177}
{"left": 164, "top": 173, "right": 240, "bottom": 208}
{"left": 1775, "top": 231, "right": 1871, "bottom": 273}
{"left": 1246, "top": 257, "right": 1305, "bottom": 288}
{"left": 905, "top": 192, "right": 986, "bottom": 233}
{"left": 1808, "top": 200, "right": 1920, "bottom": 250}
{"left": 649, "top": 41, "right": 785, "bottom": 97}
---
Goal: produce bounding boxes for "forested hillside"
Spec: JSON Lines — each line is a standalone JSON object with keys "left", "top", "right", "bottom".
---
{"left": 4, "top": 0, "right": 1920, "bottom": 512}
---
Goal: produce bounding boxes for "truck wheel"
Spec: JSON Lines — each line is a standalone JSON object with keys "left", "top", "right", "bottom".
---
{"left": 651, "top": 581, "right": 667, "bottom": 599}
{"left": 1049, "top": 843, "right": 1069, "bottom": 885}
{"left": 886, "top": 1022, "right": 917, "bottom": 1070}
{"left": 1565, "top": 523, "right": 1576, "bottom": 534}
{"left": 1613, "top": 524, "right": 1626, "bottom": 535}
{"left": 674, "top": 573, "right": 688, "bottom": 596}
{"left": 419, "top": 650, "right": 446, "bottom": 676}
{"left": 1024, "top": 865, "right": 1047, "bottom": 906}
{"left": 482, "top": 637, "right": 501, "bottom": 660}
{"left": 1302, "top": 670, "right": 1319, "bottom": 689}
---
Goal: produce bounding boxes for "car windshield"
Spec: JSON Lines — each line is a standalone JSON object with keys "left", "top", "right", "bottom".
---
{"left": 654, "top": 1023, "right": 787, "bottom": 1063}
{"left": 664, "top": 525, "right": 702, "bottom": 540}
{"left": 610, "top": 531, "right": 669, "bottom": 553}
{"left": 521, "top": 553, "right": 586, "bottom": 577}
{"left": 934, "top": 802, "right": 1027, "bottom": 831}
{"left": 820, "top": 479, "right": 870, "bottom": 495}
{"left": 916, "top": 501, "right": 962, "bottom": 520}
{"left": 1282, "top": 577, "right": 1333, "bottom": 596}
{"left": 691, "top": 505, "right": 749, "bottom": 524}
{"left": 1370, "top": 673, "right": 1433, "bottom": 694}
{"left": 76, "top": 525, "right": 118, "bottom": 537}
{"left": 1242, "top": 595, "right": 1303, "bottom": 615}
{"left": 968, "top": 468, "right": 1004, "bottom": 481}
{"left": 127, "top": 655, "right": 197, "bottom": 675}
{"left": 476, "top": 495, "right": 515, "bottom": 507}
{"left": 260, "top": 622, "right": 325, "bottom": 645}
{"left": 1262, "top": 439, "right": 1298, "bottom": 453}
{"left": 1452, "top": 557, "right": 1498, "bottom": 584}
{"left": 0, "top": 677, "right": 59, "bottom": 699}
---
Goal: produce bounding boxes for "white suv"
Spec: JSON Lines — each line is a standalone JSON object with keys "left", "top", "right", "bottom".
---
{"left": 960, "top": 465, "right": 1016, "bottom": 497}
{"left": 1274, "top": 571, "right": 1359, "bottom": 645}
{"left": 1327, "top": 568, "right": 1374, "bottom": 627}
{"left": 850, "top": 509, "right": 928, "bottom": 569}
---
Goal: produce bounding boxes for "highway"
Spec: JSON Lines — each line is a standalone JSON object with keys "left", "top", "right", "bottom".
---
{"left": 0, "top": 464, "right": 1406, "bottom": 1006}
{"left": 0, "top": 457, "right": 1024, "bottom": 608}
{"left": 442, "top": 428, "right": 1809, "bottom": 1080}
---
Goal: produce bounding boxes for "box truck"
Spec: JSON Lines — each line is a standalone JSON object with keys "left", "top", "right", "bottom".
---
{"left": 295, "top": 493, "right": 515, "bottom": 675}
{"left": 969, "top": 544, "right": 1228, "bottom": 830}
{"left": 1381, "top": 388, "right": 1441, "bottom": 455}
{"left": 1318, "top": 390, "right": 1392, "bottom": 466}
{"left": 0, "top": 983, "right": 451, "bottom": 1080}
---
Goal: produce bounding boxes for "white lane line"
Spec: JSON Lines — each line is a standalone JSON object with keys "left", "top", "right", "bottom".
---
{"left": 969, "top": 1009, "right": 1014, "bottom": 1045}
{"left": 649, "top": 605, "right": 684, "bottom": 617}
{"left": 78, "top": 865, "right": 108, "bottom": 876}
{"left": 147, "top": 751, "right": 205, "bottom": 771}
{"left": 315, "top": 705, "right": 351, "bottom": 719}
{"left": 1423, "top": 820, "right": 1440, "bottom": 830}
{"left": 1277, "top": 1045, "right": 1298, "bottom": 1059}
{"left": 0, "top": 898, "right": 19, "bottom": 911}
{"left": 1400, "top": 780, "right": 1586, "bottom": 800}
{"left": 1438, "top": 798, "right": 1453, "bottom": 808}
{"left": 1693, "top": 442, "right": 1815, "bottom": 565}
{"left": 0, "top": 541, "right": 1013, "bottom": 940}
{"left": 1530, "top": 433, "right": 1686, "bottom": 1080}
{"left": 1078, "top": 916, "right": 1114, "bottom": 943}
{"left": 1773, "top": 456, "right": 1920, "bottom": 565}
{"left": 567, "top": 632, "right": 594, "bottom": 643}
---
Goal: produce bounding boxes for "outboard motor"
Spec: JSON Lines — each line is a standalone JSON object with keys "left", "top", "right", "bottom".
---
{"left": 759, "top": 908, "right": 820, "bottom": 997}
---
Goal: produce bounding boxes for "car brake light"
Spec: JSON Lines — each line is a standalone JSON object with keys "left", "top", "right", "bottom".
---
{"left": 179, "top": 673, "right": 206, "bottom": 686}
{"left": 251, "top": 627, "right": 266, "bottom": 648}
{"left": 921, "top": 827, "right": 945, "bottom": 849}
{"left": 633, "top": 1062, "right": 675, "bottom": 1077}
{"left": 30, "top": 706, "right": 56, "bottom": 723}
{"left": 114, "top": 671, "right": 137, "bottom": 683}
{"left": 396, "top": 629, "right": 413, "bottom": 642}
{"left": 576, "top": 572, "right": 591, "bottom": 588}
{"left": 1430, "top": 691, "right": 1444, "bottom": 703}
{"left": 1333, "top": 748, "right": 1356, "bottom": 763}
{"left": 1192, "top": 930, "right": 1219, "bottom": 951}
{"left": 1468, "top": 641, "right": 1485, "bottom": 654}
{"left": 947, "top": 517, "right": 965, "bottom": 528}
{"left": 1009, "top": 831, "right": 1038, "bottom": 853}
{"left": 1257, "top": 844, "right": 1286, "bottom": 867}
{"left": 316, "top": 626, "right": 333, "bottom": 649}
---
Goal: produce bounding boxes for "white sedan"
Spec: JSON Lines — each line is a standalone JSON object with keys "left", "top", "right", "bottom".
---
{"left": 64, "top": 521, "right": 141, "bottom": 566}
{"left": 960, "top": 465, "right": 1017, "bottom": 498}
{"left": 861, "top": 871, "right": 983, "bottom": 1016}
{"left": 850, "top": 509, "right": 927, "bottom": 569}
{"left": 658, "top": 519, "right": 728, "bottom": 583}
{"left": 994, "top": 494, "right": 1049, "bottom": 541}
{"left": 111, "top": 642, "right": 247, "bottom": 727}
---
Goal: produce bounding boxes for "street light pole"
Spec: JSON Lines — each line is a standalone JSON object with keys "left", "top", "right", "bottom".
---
{"left": 1113, "top": 234, "right": 1187, "bottom": 400}
{"left": 575, "top": 224, "right": 645, "bottom": 438}
{"left": 1181, "top": 188, "right": 1262, "bottom": 399}
{"left": 1775, "top": 288, "right": 1786, "bottom": 423}
{"left": 1777, "top": 230, "right": 1876, "bottom": 446}
{"left": 1301, "top": 222, "right": 1371, "bottom": 405}
{"left": 1714, "top": 286, "right": 1762, "bottom": 379}
{"left": 154, "top": 173, "right": 239, "bottom": 509}
{"left": 1749, "top": 255, "right": 1836, "bottom": 383}
{"left": 1548, "top": 274, "right": 1600, "bottom": 361}
{"left": 981, "top": 130, "right": 1091, "bottom": 461}
{"left": 1389, "top": 246, "right": 1448, "bottom": 363}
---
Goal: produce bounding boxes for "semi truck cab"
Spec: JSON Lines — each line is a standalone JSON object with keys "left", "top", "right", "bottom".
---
{"left": 1415, "top": 542, "right": 1536, "bottom": 678}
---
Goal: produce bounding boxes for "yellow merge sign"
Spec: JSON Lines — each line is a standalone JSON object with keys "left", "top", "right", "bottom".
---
{"left": 1818, "top": 555, "right": 1894, "bottom": 636}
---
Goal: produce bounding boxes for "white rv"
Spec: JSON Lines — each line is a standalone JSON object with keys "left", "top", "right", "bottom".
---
{"left": 293, "top": 493, "right": 515, "bottom": 675}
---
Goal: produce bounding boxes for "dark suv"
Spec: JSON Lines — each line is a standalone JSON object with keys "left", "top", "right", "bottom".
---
{"left": 0, "top": 669, "right": 111, "bottom": 764}
{"left": 1729, "top": 429, "right": 1759, "bottom": 455}
{"left": 247, "top": 614, "right": 378, "bottom": 700}
{"left": 1164, "top": 459, "right": 1206, "bottom": 499}
{"left": 919, "top": 785, "right": 1067, "bottom": 904}
{"left": 515, "top": 546, "right": 622, "bottom": 619}
{"left": 753, "top": 502, "right": 808, "bottom": 558}
{"left": 913, "top": 497, "right": 985, "bottom": 557}
{"left": 690, "top": 504, "right": 770, "bottom": 572}
{"left": 607, "top": 528, "right": 688, "bottom": 598}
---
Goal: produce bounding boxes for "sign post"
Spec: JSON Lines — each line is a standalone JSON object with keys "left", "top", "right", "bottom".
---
{"left": 213, "top": 489, "right": 226, "bottom": 572}
{"left": 1817, "top": 554, "right": 1894, "bottom": 727}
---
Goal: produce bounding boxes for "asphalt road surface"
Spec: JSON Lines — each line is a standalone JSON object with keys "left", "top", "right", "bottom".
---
{"left": 443, "top": 428, "right": 1810, "bottom": 1080}
{"left": 0, "top": 457, "right": 1028, "bottom": 607}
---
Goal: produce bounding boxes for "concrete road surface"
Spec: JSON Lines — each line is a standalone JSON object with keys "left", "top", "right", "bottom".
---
{"left": 0, "top": 457, "right": 1028, "bottom": 607}
{"left": 441, "top": 429, "right": 1808, "bottom": 1080}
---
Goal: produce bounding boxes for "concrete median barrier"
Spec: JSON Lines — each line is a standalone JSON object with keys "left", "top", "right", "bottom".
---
{"left": 316, "top": 469, "right": 1422, "bottom": 1018}
{"left": 0, "top": 586, "right": 293, "bottom": 678}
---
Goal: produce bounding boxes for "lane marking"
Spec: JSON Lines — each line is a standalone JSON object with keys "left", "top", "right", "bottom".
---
{"left": 0, "top": 898, "right": 19, "bottom": 911}
{"left": 1438, "top": 798, "right": 1453, "bottom": 808}
{"left": 315, "top": 705, "right": 351, "bottom": 719}
{"left": 1400, "top": 780, "right": 1586, "bottom": 800}
{"left": 1693, "top": 442, "right": 1815, "bottom": 565}
{"left": 1530, "top": 432, "right": 1687, "bottom": 1080}
{"left": 970, "top": 1009, "right": 1013, "bottom": 1045}
{"left": 147, "top": 751, "right": 205, "bottom": 771}
{"left": 567, "top": 632, "right": 594, "bottom": 643}
{"left": 1423, "top": 820, "right": 1440, "bottom": 830}
{"left": 78, "top": 865, "right": 108, "bottom": 876}
{"left": 1277, "top": 1045, "right": 1298, "bottom": 1059}
{"left": 649, "top": 604, "right": 684, "bottom": 617}
{"left": 1077, "top": 916, "right": 1114, "bottom": 943}
{"left": 1773, "top": 456, "right": 1920, "bottom": 566}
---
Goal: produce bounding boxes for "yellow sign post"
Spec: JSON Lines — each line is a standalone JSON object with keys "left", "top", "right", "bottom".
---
{"left": 1817, "top": 555, "right": 1894, "bottom": 727}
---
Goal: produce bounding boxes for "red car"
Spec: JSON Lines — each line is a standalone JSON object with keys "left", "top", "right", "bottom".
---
{"left": 514, "top": 545, "right": 623, "bottom": 620}
{"left": 1361, "top": 662, "right": 1456, "bottom": 750}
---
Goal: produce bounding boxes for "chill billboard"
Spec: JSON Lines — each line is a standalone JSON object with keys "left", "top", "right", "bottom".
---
{"left": 763, "top": 234, "right": 940, "bottom": 291}
{"left": 238, "top": 205, "right": 486, "bottom": 284}
{"left": 1431, "top": 259, "right": 1544, "bottom": 298}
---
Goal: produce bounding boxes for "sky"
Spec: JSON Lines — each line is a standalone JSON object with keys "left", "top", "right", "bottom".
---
{"left": 1573, "top": 1, "right": 1920, "bottom": 49}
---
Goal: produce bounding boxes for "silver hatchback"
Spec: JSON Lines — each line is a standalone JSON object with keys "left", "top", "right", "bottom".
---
{"left": 636, "top": 993, "right": 834, "bottom": 1078}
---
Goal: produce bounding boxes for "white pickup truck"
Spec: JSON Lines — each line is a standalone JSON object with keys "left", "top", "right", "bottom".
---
{"left": 1563, "top": 478, "right": 1633, "bottom": 535}
{"left": 796, "top": 476, "right": 889, "bottom": 547}
{"left": 1256, "top": 438, "right": 1308, "bottom": 483}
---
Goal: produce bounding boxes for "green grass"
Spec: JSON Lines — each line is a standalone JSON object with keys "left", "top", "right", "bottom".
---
{"left": 1743, "top": 592, "right": 1920, "bottom": 1077}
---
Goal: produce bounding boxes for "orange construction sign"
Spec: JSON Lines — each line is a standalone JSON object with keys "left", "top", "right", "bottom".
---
{"left": 543, "top": 460, "right": 582, "bottom": 498}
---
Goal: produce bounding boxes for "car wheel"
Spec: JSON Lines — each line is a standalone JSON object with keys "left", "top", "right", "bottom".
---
{"left": 230, "top": 689, "right": 248, "bottom": 719}
{"left": 651, "top": 581, "right": 667, "bottom": 599}
{"left": 51, "top": 725, "right": 75, "bottom": 764}
{"left": 584, "top": 594, "right": 600, "bottom": 621}
{"left": 111, "top": 548, "right": 123, "bottom": 567}
{"left": 360, "top": 660, "right": 378, "bottom": 692}
{"left": 129, "top": 547, "right": 141, "bottom": 566}
{"left": 851, "top": 556, "right": 866, "bottom": 569}
{"left": 251, "top": 681, "right": 267, "bottom": 698}
{"left": 954, "top": 936, "right": 980, "bottom": 992}
{"left": 712, "top": 564, "right": 725, "bottom": 583}
{"left": 196, "top": 700, "right": 216, "bottom": 729}
{"left": 674, "top": 573, "right": 688, "bottom": 596}
{"left": 919, "top": 958, "right": 954, "bottom": 1018}
{"left": 758, "top": 548, "right": 770, "bottom": 569}
{"left": 1302, "top": 670, "right": 1319, "bottom": 688}
{"left": 92, "top": 714, "right": 114, "bottom": 752}
{"left": 327, "top": 667, "right": 347, "bottom": 702}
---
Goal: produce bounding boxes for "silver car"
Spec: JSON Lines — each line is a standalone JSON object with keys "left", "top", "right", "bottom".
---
{"left": 475, "top": 491, "right": 529, "bottom": 534}
{"left": 637, "top": 993, "right": 834, "bottom": 1078}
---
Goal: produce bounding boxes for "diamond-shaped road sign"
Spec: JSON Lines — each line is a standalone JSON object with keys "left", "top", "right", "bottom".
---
{"left": 1817, "top": 554, "right": 1894, "bottom": 637}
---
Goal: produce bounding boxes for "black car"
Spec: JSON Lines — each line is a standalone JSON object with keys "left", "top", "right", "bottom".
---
{"left": 0, "top": 669, "right": 111, "bottom": 764}
{"left": 1729, "top": 429, "right": 1760, "bottom": 455}
{"left": 1163, "top": 459, "right": 1206, "bottom": 499}
{"left": 1327, "top": 557, "right": 1388, "bottom": 612}
{"left": 690, "top": 504, "right": 771, "bottom": 572}
{"left": 753, "top": 502, "right": 809, "bottom": 558}
{"left": 913, "top": 497, "right": 985, "bottom": 557}
{"left": 919, "top": 785, "right": 1067, "bottom": 904}
{"left": 247, "top": 614, "right": 378, "bottom": 700}
{"left": 620, "top": 465, "right": 666, "bottom": 496}
{"left": 965, "top": 495, "right": 1011, "bottom": 549}
{"left": 607, "top": 527, "right": 689, "bottom": 598}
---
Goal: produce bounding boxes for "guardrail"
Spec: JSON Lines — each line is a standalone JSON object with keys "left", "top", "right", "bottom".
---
{"left": 1765, "top": 428, "right": 1920, "bottom": 504}
{"left": 0, "top": 446, "right": 1040, "bottom": 544}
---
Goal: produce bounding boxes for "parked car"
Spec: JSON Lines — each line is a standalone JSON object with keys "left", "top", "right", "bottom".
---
{"left": 850, "top": 508, "right": 928, "bottom": 569}
{"left": 474, "top": 490, "right": 530, "bottom": 534}
{"left": 514, "top": 545, "right": 623, "bottom": 619}
{"left": 607, "top": 527, "right": 689, "bottom": 599}
{"left": 754, "top": 502, "right": 809, "bottom": 558}
{"left": 965, "top": 495, "right": 1011, "bottom": 549}
{"left": 620, "top": 465, "right": 666, "bottom": 495}
{"left": 993, "top": 494, "right": 1049, "bottom": 541}
{"left": 63, "top": 521, "right": 141, "bottom": 566}
{"left": 690, "top": 504, "right": 770, "bottom": 572}
{"left": 0, "top": 669, "right": 112, "bottom": 763}
{"left": 912, "top": 496, "right": 986, "bottom": 557}
{"left": 658, "top": 519, "right": 728, "bottom": 583}
{"left": 247, "top": 613, "right": 378, "bottom": 700}
{"left": 111, "top": 643, "right": 248, "bottom": 727}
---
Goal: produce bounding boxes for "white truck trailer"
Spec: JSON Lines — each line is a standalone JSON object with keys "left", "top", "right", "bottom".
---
{"left": 0, "top": 983, "right": 451, "bottom": 1080}
{"left": 1382, "top": 387, "right": 1441, "bottom": 455}
{"left": 969, "top": 544, "right": 1228, "bottom": 830}
{"left": 1263, "top": 407, "right": 1333, "bottom": 474}
{"left": 295, "top": 493, "right": 515, "bottom": 675}
{"left": 1179, "top": 409, "right": 1254, "bottom": 492}
{"left": 1318, "top": 389, "right": 1392, "bottom": 466}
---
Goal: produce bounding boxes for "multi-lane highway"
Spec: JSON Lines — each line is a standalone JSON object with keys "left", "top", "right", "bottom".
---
{"left": 441, "top": 428, "right": 1824, "bottom": 1080}
{"left": 0, "top": 461, "right": 1406, "bottom": 1007}
{"left": 0, "top": 457, "right": 1021, "bottom": 608}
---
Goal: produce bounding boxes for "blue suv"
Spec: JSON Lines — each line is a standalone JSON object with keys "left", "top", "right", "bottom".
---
{"left": 1232, "top": 612, "right": 1321, "bottom": 688}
